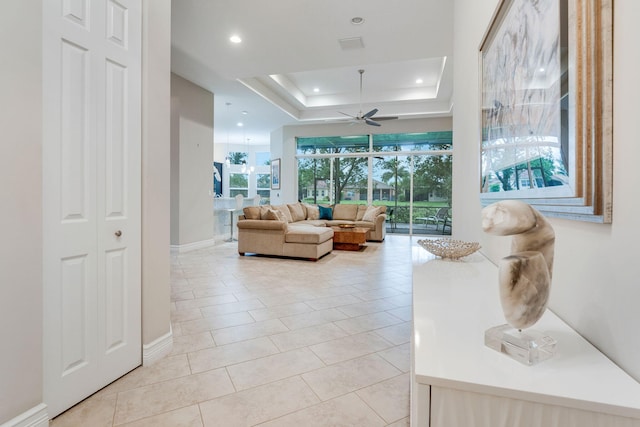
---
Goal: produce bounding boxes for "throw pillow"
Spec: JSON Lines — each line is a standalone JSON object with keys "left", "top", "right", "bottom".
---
{"left": 273, "top": 204, "right": 293, "bottom": 223}
{"left": 362, "top": 205, "right": 382, "bottom": 222}
{"left": 356, "top": 204, "right": 368, "bottom": 221}
{"left": 264, "top": 209, "right": 283, "bottom": 221}
{"left": 318, "top": 205, "right": 333, "bottom": 220}
{"left": 304, "top": 204, "right": 320, "bottom": 220}
{"left": 243, "top": 206, "right": 261, "bottom": 220}
{"left": 287, "top": 203, "right": 305, "bottom": 222}
{"left": 259, "top": 205, "right": 272, "bottom": 220}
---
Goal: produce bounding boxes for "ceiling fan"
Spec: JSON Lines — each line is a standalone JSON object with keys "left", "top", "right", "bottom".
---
{"left": 338, "top": 69, "right": 397, "bottom": 127}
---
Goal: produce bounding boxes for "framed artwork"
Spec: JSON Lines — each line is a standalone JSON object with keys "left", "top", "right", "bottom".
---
{"left": 479, "top": 0, "right": 612, "bottom": 223}
{"left": 271, "top": 158, "right": 281, "bottom": 190}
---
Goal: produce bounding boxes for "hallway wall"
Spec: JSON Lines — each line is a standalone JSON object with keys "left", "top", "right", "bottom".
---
{"left": 0, "top": 0, "right": 43, "bottom": 423}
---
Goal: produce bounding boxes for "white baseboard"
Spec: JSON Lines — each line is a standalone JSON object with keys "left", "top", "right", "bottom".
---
{"left": 1, "top": 404, "right": 49, "bottom": 427}
{"left": 170, "top": 238, "right": 216, "bottom": 254}
{"left": 142, "top": 326, "right": 173, "bottom": 366}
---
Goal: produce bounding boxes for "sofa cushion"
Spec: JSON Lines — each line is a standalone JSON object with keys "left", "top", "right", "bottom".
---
{"left": 304, "top": 204, "right": 320, "bottom": 220}
{"left": 285, "top": 227, "right": 333, "bottom": 244}
{"left": 291, "top": 219, "right": 327, "bottom": 227}
{"left": 333, "top": 204, "right": 358, "bottom": 220}
{"left": 287, "top": 203, "right": 306, "bottom": 222}
{"left": 243, "top": 206, "right": 261, "bottom": 220}
{"left": 362, "top": 205, "right": 383, "bottom": 222}
{"left": 273, "top": 204, "right": 293, "bottom": 222}
{"left": 318, "top": 205, "right": 333, "bottom": 220}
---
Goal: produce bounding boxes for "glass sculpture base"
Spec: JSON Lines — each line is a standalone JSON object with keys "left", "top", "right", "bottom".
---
{"left": 485, "top": 324, "right": 557, "bottom": 366}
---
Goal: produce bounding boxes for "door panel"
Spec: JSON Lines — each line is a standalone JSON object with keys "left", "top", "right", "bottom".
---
{"left": 44, "top": 0, "right": 141, "bottom": 418}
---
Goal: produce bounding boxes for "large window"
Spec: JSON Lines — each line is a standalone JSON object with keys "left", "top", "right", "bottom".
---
{"left": 297, "top": 132, "right": 453, "bottom": 235}
{"left": 229, "top": 173, "right": 248, "bottom": 197}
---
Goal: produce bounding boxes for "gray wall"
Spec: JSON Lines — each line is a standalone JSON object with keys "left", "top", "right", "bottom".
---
{"left": 170, "top": 73, "right": 215, "bottom": 246}
{"left": 142, "top": 0, "right": 172, "bottom": 350}
{"left": 452, "top": 0, "right": 640, "bottom": 380}
{"left": 0, "top": 0, "right": 43, "bottom": 422}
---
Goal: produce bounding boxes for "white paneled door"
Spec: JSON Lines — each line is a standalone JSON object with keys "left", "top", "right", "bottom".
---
{"left": 43, "top": 0, "right": 142, "bottom": 418}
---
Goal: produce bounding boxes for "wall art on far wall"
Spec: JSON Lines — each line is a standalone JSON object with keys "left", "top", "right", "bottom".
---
{"left": 479, "top": 0, "right": 613, "bottom": 223}
{"left": 271, "top": 158, "right": 281, "bottom": 190}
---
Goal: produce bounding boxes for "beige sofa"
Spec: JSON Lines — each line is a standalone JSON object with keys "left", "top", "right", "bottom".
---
{"left": 237, "top": 203, "right": 387, "bottom": 260}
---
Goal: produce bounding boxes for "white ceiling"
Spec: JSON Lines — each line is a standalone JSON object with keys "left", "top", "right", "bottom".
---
{"left": 170, "top": 0, "right": 454, "bottom": 146}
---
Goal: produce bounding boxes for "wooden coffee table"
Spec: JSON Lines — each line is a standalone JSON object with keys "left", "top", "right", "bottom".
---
{"left": 331, "top": 226, "right": 368, "bottom": 251}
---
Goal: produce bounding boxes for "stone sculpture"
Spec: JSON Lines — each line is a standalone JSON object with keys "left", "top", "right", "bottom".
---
{"left": 481, "top": 200, "right": 555, "bottom": 330}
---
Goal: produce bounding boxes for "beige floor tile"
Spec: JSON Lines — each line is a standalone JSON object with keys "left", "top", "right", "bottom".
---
{"left": 270, "top": 323, "right": 349, "bottom": 352}
{"left": 386, "top": 305, "right": 412, "bottom": 321}
{"left": 170, "top": 307, "right": 203, "bottom": 323}
{"left": 334, "top": 311, "right": 403, "bottom": 335}
{"left": 179, "top": 311, "right": 255, "bottom": 335}
{"left": 256, "top": 393, "right": 386, "bottom": 427}
{"left": 302, "top": 353, "right": 401, "bottom": 401}
{"left": 199, "top": 376, "right": 320, "bottom": 427}
{"left": 199, "top": 298, "right": 265, "bottom": 317}
{"left": 386, "top": 417, "right": 410, "bottom": 427}
{"left": 227, "top": 347, "right": 325, "bottom": 391}
{"left": 377, "top": 343, "right": 411, "bottom": 373}
{"left": 382, "top": 293, "right": 412, "bottom": 307}
{"left": 309, "top": 332, "right": 393, "bottom": 365}
{"left": 97, "top": 354, "right": 192, "bottom": 397}
{"left": 113, "top": 368, "right": 234, "bottom": 425}
{"left": 279, "top": 307, "right": 348, "bottom": 330}
{"left": 356, "top": 373, "right": 410, "bottom": 424}
{"left": 170, "top": 332, "right": 215, "bottom": 356}
{"left": 337, "top": 299, "right": 400, "bottom": 318}
{"left": 51, "top": 393, "right": 117, "bottom": 427}
{"left": 188, "top": 336, "right": 279, "bottom": 373}
{"left": 174, "top": 294, "right": 239, "bottom": 310}
{"left": 119, "top": 405, "right": 203, "bottom": 427}
{"left": 352, "top": 287, "right": 404, "bottom": 301}
{"left": 212, "top": 318, "right": 289, "bottom": 345}
{"left": 374, "top": 321, "right": 412, "bottom": 345}
{"left": 248, "top": 302, "right": 313, "bottom": 321}
{"left": 304, "top": 294, "right": 364, "bottom": 310}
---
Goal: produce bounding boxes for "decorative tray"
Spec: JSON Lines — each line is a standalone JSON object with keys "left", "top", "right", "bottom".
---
{"left": 417, "top": 238, "right": 481, "bottom": 260}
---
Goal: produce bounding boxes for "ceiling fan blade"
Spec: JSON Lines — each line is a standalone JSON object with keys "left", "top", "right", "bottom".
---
{"left": 338, "top": 111, "right": 356, "bottom": 118}
{"left": 365, "top": 118, "right": 381, "bottom": 127}
{"left": 362, "top": 108, "right": 378, "bottom": 119}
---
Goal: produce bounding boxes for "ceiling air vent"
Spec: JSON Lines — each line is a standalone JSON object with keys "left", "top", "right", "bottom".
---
{"left": 338, "top": 37, "right": 364, "bottom": 50}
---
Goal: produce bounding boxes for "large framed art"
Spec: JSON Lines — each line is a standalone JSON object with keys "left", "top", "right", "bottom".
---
{"left": 479, "top": 0, "right": 613, "bottom": 222}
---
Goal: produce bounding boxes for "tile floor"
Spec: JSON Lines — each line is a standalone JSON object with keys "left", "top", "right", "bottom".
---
{"left": 51, "top": 235, "right": 416, "bottom": 427}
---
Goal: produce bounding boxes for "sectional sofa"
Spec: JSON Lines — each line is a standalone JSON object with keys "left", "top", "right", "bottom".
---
{"left": 237, "top": 202, "right": 387, "bottom": 260}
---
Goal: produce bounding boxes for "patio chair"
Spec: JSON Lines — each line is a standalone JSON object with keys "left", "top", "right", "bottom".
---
{"left": 426, "top": 207, "right": 450, "bottom": 232}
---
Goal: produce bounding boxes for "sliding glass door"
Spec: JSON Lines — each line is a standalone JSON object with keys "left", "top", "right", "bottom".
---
{"left": 297, "top": 132, "right": 453, "bottom": 235}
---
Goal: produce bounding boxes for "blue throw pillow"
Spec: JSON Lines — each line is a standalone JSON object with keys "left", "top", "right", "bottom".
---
{"left": 318, "top": 205, "right": 333, "bottom": 220}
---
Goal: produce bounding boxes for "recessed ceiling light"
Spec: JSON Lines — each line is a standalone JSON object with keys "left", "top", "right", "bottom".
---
{"left": 229, "top": 35, "right": 242, "bottom": 44}
{"left": 236, "top": 122, "right": 243, "bottom": 127}
{"left": 351, "top": 17, "right": 364, "bottom": 25}
{"left": 416, "top": 78, "right": 423, "bottom": 84}
{"left": 241, "top": 110, "right": 248, "bottom": 115}
{"left": 313, "top": 87, "right": 320, "bottom": 93}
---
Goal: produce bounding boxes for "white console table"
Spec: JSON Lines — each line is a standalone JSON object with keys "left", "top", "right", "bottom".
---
{"left": 411, "top": 250, "right": 640, "bottom": 427}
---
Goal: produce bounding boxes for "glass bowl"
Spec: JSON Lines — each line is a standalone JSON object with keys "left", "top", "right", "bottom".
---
{"left": 417, "top": 238, "right": 481, "bottom": 260}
